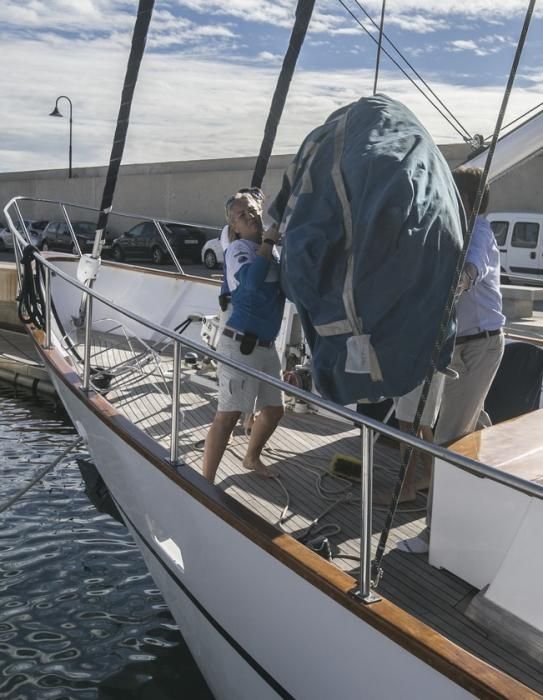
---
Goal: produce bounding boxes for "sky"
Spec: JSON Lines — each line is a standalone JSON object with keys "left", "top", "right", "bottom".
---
{"left": 1, "top": 0, "right": 542, "bottom": 174}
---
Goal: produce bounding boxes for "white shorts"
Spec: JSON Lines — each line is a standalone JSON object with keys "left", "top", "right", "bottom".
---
{"left": 217, "top": 335, "right": 284, "bottom": 414}
{"left": 394, "top": 372, "right": 445, "bottom": 426}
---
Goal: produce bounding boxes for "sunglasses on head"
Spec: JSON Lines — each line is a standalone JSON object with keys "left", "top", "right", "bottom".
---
{"left": 237, "top": 187, "right": 264, "bottom": 201}
{"left": 225, "top": 187, "right": 264, "bottom": 219}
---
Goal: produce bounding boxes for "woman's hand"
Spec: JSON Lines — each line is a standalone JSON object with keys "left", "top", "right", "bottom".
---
{"left": 264, "top": 224, "right": 281, "bottom": 244}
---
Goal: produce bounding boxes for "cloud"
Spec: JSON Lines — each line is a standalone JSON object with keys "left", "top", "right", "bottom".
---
{"left": 256, "top": 51, "right": 283, "bottom": 64}
{"left": 1, "top": 0, "right": 542, "bottom": 175}
{"left": 447, "top": 38, "right": 506, "bottom": 56}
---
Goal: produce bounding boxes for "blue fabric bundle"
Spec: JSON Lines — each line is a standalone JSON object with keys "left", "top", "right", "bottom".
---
{"left": 269, "top": 94, "right": 463, "bottom": 404}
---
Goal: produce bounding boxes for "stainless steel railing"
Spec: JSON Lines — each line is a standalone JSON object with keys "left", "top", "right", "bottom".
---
{"left": 5, "top": 194, "right": 543, "bottom": 602}
{"left": 5, "top": 195, "right": 220, "bottom": 275}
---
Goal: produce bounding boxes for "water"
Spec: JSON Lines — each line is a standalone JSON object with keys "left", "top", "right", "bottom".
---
{"left": 0, "top": 384, "right": 213, "bottom": 699}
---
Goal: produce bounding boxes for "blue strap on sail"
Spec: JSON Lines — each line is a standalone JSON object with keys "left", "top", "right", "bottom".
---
{"left": 269, "top": 94, "right": 463, "bottom": 404}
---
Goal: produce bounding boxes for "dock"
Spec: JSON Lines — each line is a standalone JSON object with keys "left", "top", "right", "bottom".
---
{"left": 0, "top": 262, "right": 54, "bottom": 395}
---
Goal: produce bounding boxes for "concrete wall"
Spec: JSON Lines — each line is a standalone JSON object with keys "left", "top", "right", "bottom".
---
{"left": 1, "top": 145, "right": 541, "bottom": 237}
{"left": 0, "top": 155, "right": 292, "bottom": 238}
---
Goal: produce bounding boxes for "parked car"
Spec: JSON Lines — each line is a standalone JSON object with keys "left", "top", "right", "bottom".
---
{"left": 487, "top": 211, "right": 543, "bottom": 284}
{"left": 0, "top": 227, "right": 14, "bottom": 251}
{"left": 200, "top": 233, "right": 281, "bottom": 269}
{"left": 201, "top": 236, "right": 224, "bottom": 269}
{"left": 41, "top": 221, "right": 101, "bottom": 254}
{"left": 0, "top": 220, "right": 49, "bottom": 251}
{"left": 110, "top": 221, "right": 207, "bottom": 265}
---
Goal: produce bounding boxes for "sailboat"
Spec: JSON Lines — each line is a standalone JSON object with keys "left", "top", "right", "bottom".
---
{"left": 4, "top": 0, "right": 543, "bottom": 697}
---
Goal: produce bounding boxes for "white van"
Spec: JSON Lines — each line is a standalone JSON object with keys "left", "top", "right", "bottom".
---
{"left": 487, "top": 211, "right": 543, "bottom": 284}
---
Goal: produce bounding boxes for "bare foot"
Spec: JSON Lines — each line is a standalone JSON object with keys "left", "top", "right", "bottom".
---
{"left": 242, "top": 458, "right": 278, "bottom": 478}
{"left": 373, "top": 486, "right": 418, "bottom": 505}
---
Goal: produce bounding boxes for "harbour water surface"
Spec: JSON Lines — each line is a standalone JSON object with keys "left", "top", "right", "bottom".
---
{"left": 0, "top": 383, "right": 213, "bottom": 699}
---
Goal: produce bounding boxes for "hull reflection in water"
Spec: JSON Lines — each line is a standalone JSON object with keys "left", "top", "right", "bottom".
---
{"left": 0, "top": 384, "right": 212, "bottom": 699}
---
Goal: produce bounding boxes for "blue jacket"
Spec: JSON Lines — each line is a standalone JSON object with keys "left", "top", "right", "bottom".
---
{"left": 226, "top": 239, "right": 284, "bottom": 343}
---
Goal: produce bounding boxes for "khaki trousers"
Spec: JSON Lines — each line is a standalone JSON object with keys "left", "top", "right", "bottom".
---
{"left": 434, "top": 331, "right": 505, "bottom": 446}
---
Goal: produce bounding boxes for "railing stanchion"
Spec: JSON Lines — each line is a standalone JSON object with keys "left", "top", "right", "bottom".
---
{"left": 357, "top": 425, "right": 380, "bottom": 603}
{"left": 170, "top": 341, "right": 182, "bottom": 465}
{"left": 82, "top": 291, "right": 93, "bottom": 391}
{"left": 44, "top": 266, "right": 52, "bottom": 349}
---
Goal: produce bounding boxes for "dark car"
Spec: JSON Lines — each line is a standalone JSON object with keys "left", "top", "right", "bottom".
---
{"left": 110, "top": 221, "right": 207, "bottom": 265}
{"left": 41, "top": 221, "right": 109, "bottom": 254}
{"left": 41, "top": 220, "right": 94, "bottom": 253}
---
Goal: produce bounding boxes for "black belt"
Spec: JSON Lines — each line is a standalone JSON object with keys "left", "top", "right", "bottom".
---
{"left": 222, "top": 328, "right": 274, "bottom": 348}
{"left": 456, "top": 329, "right": 502, "bottom": 345}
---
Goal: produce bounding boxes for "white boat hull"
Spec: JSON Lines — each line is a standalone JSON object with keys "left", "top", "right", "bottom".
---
{"left": 50, "top": 372, "right": 474, "bottom": 700}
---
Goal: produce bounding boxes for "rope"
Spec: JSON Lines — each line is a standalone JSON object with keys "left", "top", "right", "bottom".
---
{"left": 17, "top": 245, "right": 46, "bottom": 330}
{"left": 94, "top": 0, "right": 155, "bottom": 249}
{"left": 371, "top": 0, "right": 537, "bottom": 587}
{"left": 336, "top": 0, "right": 472, "bottom": 143}
{"left": 251, "top": 0, "right": 316, "bottom": 189}
{"left": 0, "top": 437, "right": 83, "bottom": 515}
{"left": 372, "top": 0, "right": 386, "bottom": 96}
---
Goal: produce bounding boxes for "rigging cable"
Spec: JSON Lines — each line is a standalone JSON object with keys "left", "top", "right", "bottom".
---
{"left": 336, "top": 0, "right": 473, "bottom": 143}
{"left": 251, "top": 0, "right": 316, "bottom": 189}
{"left": 350, "top": 0, "right": 472, "bottom": 142}
{"left": 371, "top": 0, "right": 537, "bottom": 588}
{"left": 483, "top": 101, "right": 543, "bottom": 142}
{"left": 372, "top": 0, "right": 387, "bottom": 96}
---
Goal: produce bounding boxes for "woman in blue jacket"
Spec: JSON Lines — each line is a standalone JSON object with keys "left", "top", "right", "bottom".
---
{"left": 203, "top": 191, "right": 284, "bottom": 484}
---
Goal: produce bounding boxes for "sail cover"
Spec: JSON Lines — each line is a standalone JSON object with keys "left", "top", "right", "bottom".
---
{"left": 269, "top": 94, "right": 463, "bottom": 404}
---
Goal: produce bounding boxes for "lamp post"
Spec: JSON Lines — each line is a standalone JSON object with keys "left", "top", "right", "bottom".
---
{"left": 49, "top": 96, "right": 73, "bottom": 178}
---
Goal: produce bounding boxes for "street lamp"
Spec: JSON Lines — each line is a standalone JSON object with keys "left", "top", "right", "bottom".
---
{"left": 49, "top": 95, "right": 73, "bottom": 178}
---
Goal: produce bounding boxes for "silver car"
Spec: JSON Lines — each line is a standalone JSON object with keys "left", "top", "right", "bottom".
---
{"left": 0, "top": 220, "right": 47, "bottom": 251}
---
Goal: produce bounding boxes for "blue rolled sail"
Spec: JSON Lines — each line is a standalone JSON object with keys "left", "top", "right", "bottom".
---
{"left": 269, "top": 94, "right": 463, "bottom": 404}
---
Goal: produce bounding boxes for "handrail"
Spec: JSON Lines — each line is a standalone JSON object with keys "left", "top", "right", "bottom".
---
{"left": 5, "top": 196, "right": 543, "bottom": 502}
{"left": 5, "top": 194, "right": 221, "bottom": 233}
{"left": 5, "top": 195, "right": 221, "bottom": 276}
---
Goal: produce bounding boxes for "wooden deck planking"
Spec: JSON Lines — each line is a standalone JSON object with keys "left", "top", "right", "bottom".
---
{"left": 90, "top": 344, "right": 543, "bottom": 694}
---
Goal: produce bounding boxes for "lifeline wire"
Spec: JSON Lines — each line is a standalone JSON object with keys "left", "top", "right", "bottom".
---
{"left": 372, "top": 0, "right": 537, "bottom": 587}
{"left": 0, "top": 437, "right": 83, "bottom": 515}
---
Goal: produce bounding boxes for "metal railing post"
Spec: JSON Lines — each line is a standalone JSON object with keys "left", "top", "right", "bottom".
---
{"left": 357, "top": 425, "right": 380, "bottom": 603}
{"left": 44, "top": 266, "right": 52, "bottom": 349}
{"left": 170, "top": 341, "right": 182, "bottom": 465}
{"left": 82, "top": 291, "right": 93, "bottom": 391}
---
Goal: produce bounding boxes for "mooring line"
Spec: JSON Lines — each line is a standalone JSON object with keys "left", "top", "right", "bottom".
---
{"left": 0, "top": 436, "right": 83, "bottom": 515}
